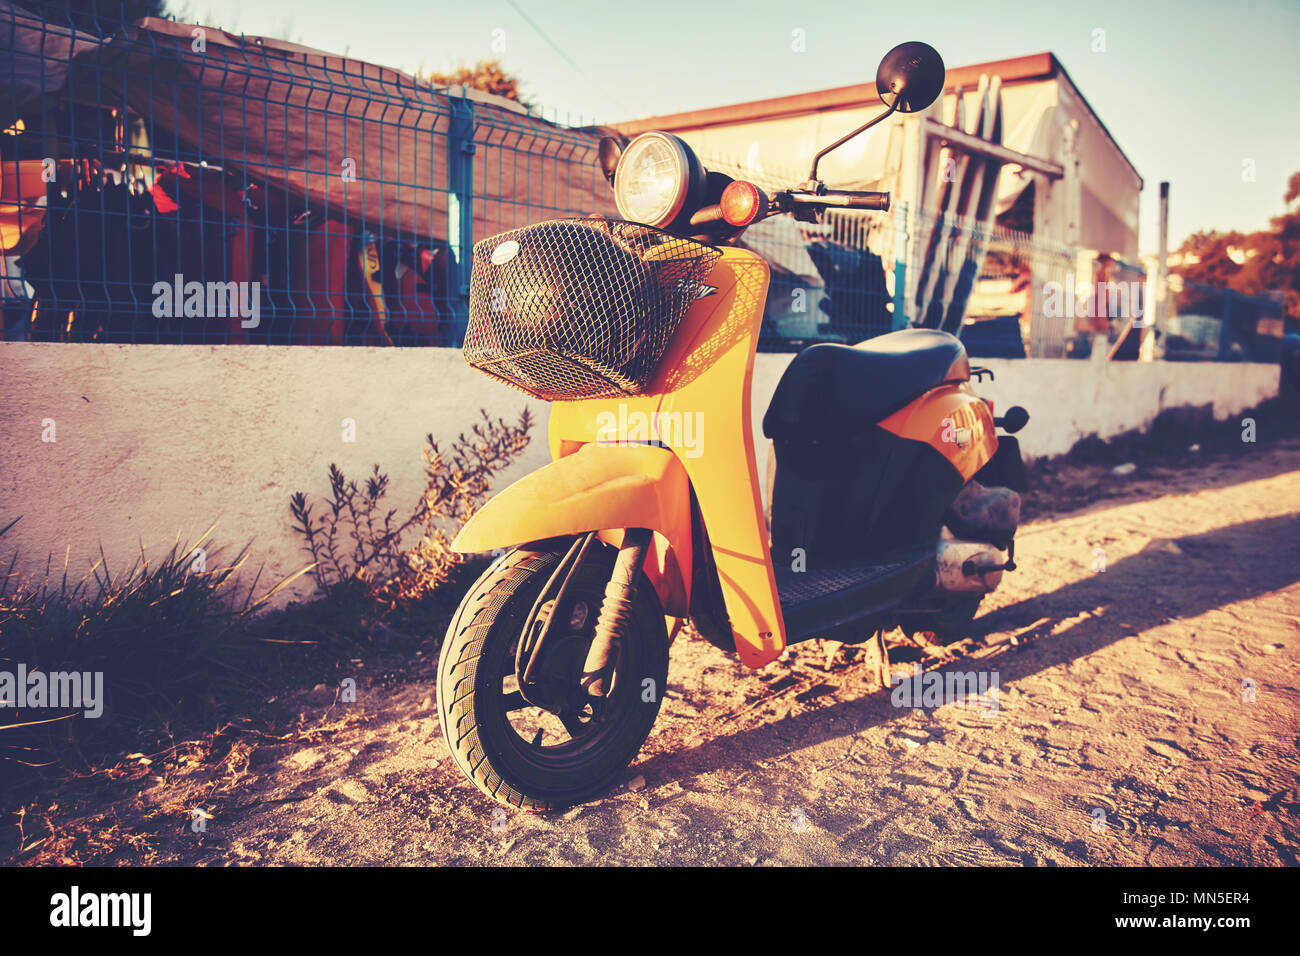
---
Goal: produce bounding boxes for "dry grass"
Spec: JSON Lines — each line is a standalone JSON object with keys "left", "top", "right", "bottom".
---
{"left": 1, "top": 522, "right": 314, "bottom": 778}
{"left": 1, "top": 410, "right": 528, "bottom": 864}
{"left": 7, "top": 686, "right": 379, "bottom": 866}
{"left": 289, "top": 407, "right": 532, "bottom": 608}
{"left": 3, "top": 408, "right": 528, "bottom": 814}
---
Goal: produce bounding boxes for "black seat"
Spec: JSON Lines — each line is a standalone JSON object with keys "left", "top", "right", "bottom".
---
{"left": 763, "top": 329, "right": 966, "bottom": 440}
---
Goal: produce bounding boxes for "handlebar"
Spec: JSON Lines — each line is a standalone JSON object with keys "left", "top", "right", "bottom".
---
{"left": 689, "top": 203, "right": 726, "bottom": 227}
{"left": 684, "top": 183, "right": 891, "bottom": 238}
{"left": 780, "top": 188, "right": 890, "bottom": 213}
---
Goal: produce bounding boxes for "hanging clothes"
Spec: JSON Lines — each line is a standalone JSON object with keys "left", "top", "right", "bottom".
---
{"left": 266, "top": 211, "right": 352, "bottom": 345}
{"left": 152, "top": 161, "right": 264, "bottom": 343}
{"left": 19, "top": 169, "right": 173, "bottom": 342}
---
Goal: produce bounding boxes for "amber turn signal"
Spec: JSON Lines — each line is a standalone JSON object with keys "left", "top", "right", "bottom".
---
{"left": 720, "top": 180, "right": 767, "bottom": 227}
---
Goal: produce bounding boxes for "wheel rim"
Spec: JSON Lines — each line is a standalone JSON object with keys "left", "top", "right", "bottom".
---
{"left": 487, "top": 584, "right": 646, "bottom": 775}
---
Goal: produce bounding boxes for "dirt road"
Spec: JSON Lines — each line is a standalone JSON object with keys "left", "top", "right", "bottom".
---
{"left": 21, "top": 439, "right": 1300, "bottom": 866}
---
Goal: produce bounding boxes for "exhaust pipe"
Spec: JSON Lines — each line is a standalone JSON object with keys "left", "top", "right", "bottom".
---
{"left": 936, "top": 531, "right": 1010, "bottom": 593}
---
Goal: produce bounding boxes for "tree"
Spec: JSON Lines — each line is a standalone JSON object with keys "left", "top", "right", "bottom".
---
{"left": 420, "top": 59, "right": 530, "bottom": 108}
{"left": 1235, "top": 171, "right": 1300, "bottom": 322}
{"left": 1172, "top": 172, "right": 1300, "bottom": 322}
{"left": 17, "top": 1, "right": 169, "bottom": 33}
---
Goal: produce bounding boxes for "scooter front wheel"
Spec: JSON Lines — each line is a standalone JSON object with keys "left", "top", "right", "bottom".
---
{"left": 436, "top": 544, "right": 669, "bottom": 811}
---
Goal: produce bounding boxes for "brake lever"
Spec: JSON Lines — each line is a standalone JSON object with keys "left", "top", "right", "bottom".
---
{"left": 770, "top": 188, "right": 823, "bottom": 224}
{"left": 772, "top": 174, "right": 893, "bottom": 213}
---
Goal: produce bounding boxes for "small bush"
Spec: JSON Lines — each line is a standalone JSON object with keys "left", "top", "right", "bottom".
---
{"left": 0, "top": 407, "right": 532, "bottom": 791}
{"left": 289, "top": 408, "right": 533, "bottom": 610}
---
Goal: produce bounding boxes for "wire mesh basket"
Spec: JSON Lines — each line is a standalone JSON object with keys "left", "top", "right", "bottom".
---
{"left": 464, "top": 219, "right": 722, "bottom": 400}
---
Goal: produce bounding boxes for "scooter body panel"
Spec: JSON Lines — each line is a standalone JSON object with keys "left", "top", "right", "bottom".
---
{"left": 450, "top": 441, "right": 694, "bottom": 615}
{"left": 547, "top": 248, "right": 786, "bottom": 667}
{"left": 878, "top": 381, "right": 997, "bottom": 482}
{"left": 459, "top": 247, "right": 999, "bottom": 672}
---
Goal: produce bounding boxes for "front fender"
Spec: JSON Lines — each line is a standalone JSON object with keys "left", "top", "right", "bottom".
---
{"left": 452, "top": 442, "right": 695, "bottom": 615}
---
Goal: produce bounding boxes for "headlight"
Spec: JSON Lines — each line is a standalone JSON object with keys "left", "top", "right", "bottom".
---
{"left": 613, "top": 132, "right": 697, "bottom": 228}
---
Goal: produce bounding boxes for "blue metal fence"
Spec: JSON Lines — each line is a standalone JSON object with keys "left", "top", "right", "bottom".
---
{"left": 1168, "top": 279, "right": 1288, "bottom": 363}
{"left": 699, "top": 155, "right": 901, "bottom": 349}
{"left": 1, "top": 0, "right": 612, "bottom": 345}
{"left": 5, "top": 4, "right": 1280, "bottom": 361}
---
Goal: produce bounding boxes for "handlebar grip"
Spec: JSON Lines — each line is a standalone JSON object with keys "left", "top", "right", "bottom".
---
{"left": 818, "top": 189, "right": 890, "bottom": 212}
{"left": 782, "top": 189, "right": 891, "bottom": 215}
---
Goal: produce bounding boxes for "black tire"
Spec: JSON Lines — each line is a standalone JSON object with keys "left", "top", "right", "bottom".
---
{"left": 926, "top": 594, "right": 984, "bottom": 643}
{"left": 899, "top": 594, "right": 984, "bottom": 644}
{"left": 436, "top": 543, "right": 669, "bottom": 811}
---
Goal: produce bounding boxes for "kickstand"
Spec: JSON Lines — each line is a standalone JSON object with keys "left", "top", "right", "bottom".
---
{"left": 874, "top": 628, "right": 891, "bottom": 689}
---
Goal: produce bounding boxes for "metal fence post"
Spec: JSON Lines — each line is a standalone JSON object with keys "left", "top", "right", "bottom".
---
{"left": 447, "top": 89, "right": 477, "bottom": 346}
{"left": 1218, "top": 288, "right": 1234, "bottom": 360}
{"left": 892, "top": 200, "right": 909, "bottom": 329}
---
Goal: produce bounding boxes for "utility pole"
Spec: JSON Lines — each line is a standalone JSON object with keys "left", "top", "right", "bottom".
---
{"left": 1142, "top": 181, "right": 1169, "bottom": 361}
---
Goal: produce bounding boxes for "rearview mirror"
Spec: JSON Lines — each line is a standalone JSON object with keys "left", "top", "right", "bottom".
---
{"left": 598, "top": 136, "right": 626, "bottom": 186}
{"left": 807, "top": 41, "right": 946, "bottom": 182}
{"left": 876, "top": 41, "right": 946, "bottom": 114}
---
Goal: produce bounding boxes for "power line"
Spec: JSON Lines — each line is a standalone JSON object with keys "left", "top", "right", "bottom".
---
{"left": 502, "top": 0, "right": 636, "bottom": 121}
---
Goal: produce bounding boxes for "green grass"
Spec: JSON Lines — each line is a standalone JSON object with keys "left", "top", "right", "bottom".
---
{"left": 0, "top": 521, "right": 314, "bottom": 777}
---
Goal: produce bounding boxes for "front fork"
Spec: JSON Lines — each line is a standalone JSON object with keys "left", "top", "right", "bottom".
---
{"left": 516, "top": 528, "right": 652, "bottom": 709}
{"left": 580, "top": 528, "right": 652, "bottom": 698}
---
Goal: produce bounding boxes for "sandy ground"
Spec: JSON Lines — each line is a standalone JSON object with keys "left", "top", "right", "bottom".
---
{"left": 13, "top": 439, "right": 1300, "bottom": 866}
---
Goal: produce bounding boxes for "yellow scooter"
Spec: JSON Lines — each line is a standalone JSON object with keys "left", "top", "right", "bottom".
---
{"left": 436, "top": 42, "right": 1031, "bottom": 809}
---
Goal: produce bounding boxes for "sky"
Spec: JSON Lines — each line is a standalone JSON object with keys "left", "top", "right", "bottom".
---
{"left": 178, "top": 0, "right": 1300, "bottom": 254}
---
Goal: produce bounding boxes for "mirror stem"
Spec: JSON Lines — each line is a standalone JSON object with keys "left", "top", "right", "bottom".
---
{"left": 807, "top": 98, "right": 900, "bottom": 183}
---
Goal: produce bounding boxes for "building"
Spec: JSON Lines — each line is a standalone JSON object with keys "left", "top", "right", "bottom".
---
{"left": 619, "top": 53, "right": 1144, "bottom": 356}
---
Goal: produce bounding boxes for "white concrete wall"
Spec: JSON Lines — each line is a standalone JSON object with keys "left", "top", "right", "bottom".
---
{"left": 0, "top": 343, "right": 1279, "bottom": 609}
{"left": 957, "top": 355, "right": 1279, "bottom": 459}
{"left": 0, "top": 344, "right": 551, "bottom": 608}
{"left": 751, "top": 353, "right": 1278, "bottom": 474}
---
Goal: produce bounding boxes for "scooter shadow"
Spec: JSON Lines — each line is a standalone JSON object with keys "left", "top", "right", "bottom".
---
{"left": 630, "top": 511, "right": 1300, "bottom": 788}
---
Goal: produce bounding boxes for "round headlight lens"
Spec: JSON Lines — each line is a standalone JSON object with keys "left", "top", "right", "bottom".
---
{"left": 613, "top": 132, "right": 690, "bottom": 227}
